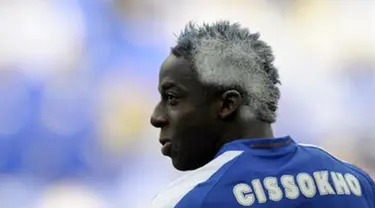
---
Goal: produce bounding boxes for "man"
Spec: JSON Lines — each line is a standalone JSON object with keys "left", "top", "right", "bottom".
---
{"left": 149, "top": 21, "right": 375, "bottom": 207}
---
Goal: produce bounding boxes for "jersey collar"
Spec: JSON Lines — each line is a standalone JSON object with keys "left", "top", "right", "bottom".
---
{"left": 215, "top": 136, "right": 297, "bottom": 158}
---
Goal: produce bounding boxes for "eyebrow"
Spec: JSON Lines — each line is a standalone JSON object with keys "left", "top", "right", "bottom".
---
{"left": 159, "top": 82, "right": 186, "bottom": 93}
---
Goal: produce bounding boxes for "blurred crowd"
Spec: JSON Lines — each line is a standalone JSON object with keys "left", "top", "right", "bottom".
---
{"left": 0, "top": 0, "right": 374, "bottom": 207}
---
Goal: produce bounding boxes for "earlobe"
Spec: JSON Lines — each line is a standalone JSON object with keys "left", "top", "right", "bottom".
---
{"left": 218, "top": 90, "right": 242, "bottom": 119}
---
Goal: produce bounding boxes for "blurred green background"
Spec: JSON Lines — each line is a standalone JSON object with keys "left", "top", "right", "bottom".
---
{"left": 0, "top": 0, "right": 374, "bottom": 207}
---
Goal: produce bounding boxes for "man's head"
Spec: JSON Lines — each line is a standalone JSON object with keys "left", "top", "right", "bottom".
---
{"left": 150, "top": 21, "right": 281, "bottom": 171}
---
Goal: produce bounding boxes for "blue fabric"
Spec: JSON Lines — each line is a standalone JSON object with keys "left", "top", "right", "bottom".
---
{"left": 175, "top": 137, "right": 375, "bottom": 207}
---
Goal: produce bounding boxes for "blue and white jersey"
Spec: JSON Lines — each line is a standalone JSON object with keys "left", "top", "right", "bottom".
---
{"left": 151, "top": 136, "right": 375, "bottom": 208}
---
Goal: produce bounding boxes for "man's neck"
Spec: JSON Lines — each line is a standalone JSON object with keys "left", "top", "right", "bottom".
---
{"left": 242, "top": 122, "right": 274, "bottom": 139}
{"left": 216, "top": 121, "right": 274, "bottom": 149}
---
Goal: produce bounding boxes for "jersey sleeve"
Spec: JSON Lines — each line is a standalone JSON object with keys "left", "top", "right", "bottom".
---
{"left": 174, "top": 152, "right": 244, "bottom": 208}
{"left": 371, "top": 179, "right": 375, "bottom": 206}
{"left": 174, "top": 180, "right": 241, "bottom": 208}
{"left": 357, "top": 169, "right": 375, "bottom": 206}
{"left": 349, "top": 164, "right": 375, "bottom": 207}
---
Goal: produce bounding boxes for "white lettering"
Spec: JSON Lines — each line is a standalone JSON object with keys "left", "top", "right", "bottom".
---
{"left": 233, "top": 171, "right": 363, "bottom": 206}
{"left": 252, "top": 179, "right": 267, "bottom": 203}
{"left": 345, "top": 173, "right": 362, "bottom": 196}
{"left": 313, "top": 171, "right": 336, "bottom": 195}
{"left": 331, "top": 172, "right": 350, "bottom": 195}
{"left": 297, "top": 173, "right": 317, "bottom": 198}
{"left": 281, "top": 175, "right": 300, "bottom": 199}
{"left": 233, "top": 183, "right": 255, "bottom": 206}
{"left": 264, "top": 177, "right": 283, "bottom": 202}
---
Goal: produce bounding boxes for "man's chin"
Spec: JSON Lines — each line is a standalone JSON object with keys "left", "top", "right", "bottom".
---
{"left": 172, "top": 161, "right": 193, "bottom": 171}
{"left": 171, "top": 157, "right": 202, "bottom": 171}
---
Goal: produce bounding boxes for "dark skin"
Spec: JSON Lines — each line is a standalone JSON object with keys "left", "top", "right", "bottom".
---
{"left": 150, "top": 54, "right": 274, "bottom": 171}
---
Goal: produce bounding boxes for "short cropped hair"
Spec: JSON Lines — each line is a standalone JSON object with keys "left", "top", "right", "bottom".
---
{"left": 171, "top": 21, "right": 281, "bottom": 123}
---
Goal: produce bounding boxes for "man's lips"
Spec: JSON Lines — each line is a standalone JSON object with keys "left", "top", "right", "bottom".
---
{"left": 159, "top": 139, "right": 172, "bottom": 156}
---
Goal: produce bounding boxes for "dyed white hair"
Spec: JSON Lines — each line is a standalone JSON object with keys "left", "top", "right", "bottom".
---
{"left": 172, "top": 21, "right": 280, "bottom": 123}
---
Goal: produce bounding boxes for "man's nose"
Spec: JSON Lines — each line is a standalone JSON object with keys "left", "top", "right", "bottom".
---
{"left": 150, "top": 109, "right": 169, "bottom": 128}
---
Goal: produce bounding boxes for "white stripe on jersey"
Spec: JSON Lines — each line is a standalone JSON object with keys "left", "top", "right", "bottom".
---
{"left": 150, "top": 150, "right": 243, "bottom": 208}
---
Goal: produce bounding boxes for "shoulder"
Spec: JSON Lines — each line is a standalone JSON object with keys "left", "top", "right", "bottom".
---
{"left": 151, "top": 151, "right": 244, "bottom": 208}
{"left": 298, "top": 143, "right": 375, "bottom": 189}
{"left": 176, "top": 150, "right": 248, "bottom": 207}
{"left": 298, "top": 144, "right": 371, "bottom": 175}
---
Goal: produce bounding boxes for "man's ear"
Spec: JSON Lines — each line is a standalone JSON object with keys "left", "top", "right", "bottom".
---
{"left": 218, "top": 90, "right": 242, "bottom": 119}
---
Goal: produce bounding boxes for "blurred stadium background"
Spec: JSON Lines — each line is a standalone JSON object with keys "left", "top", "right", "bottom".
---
{"left": 0, "top": 0, "right": 374, "bottom": 207}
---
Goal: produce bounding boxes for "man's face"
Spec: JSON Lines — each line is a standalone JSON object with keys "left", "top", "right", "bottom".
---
{"left": 150, "top": 54, "right": 222, "bottom": 171}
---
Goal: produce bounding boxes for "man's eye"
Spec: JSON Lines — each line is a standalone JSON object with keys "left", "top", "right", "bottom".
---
{"left": 165, "top": 94, "right": 178, "bottom": 105}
